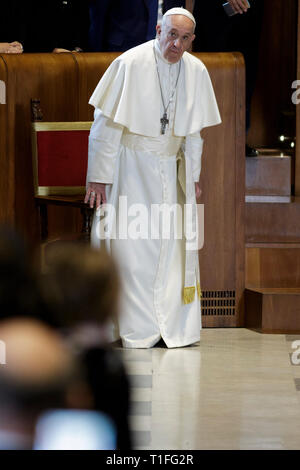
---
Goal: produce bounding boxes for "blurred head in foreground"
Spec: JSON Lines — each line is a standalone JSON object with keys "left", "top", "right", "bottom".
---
{"left": 0, "top": 226, "right": 42, "bottom": 321}
{"left": 39, "top": 243, "right": 120, "bottom": 344}
{"left": 0, "top": 318, "right": 77, "bottom": 449}
{"left": 38, "top": 244, "right": 128, "bottom": 448}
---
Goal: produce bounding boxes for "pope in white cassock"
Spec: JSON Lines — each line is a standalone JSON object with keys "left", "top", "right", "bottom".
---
{"left": 85, "top": 8, "right": 221, "bottom": 349}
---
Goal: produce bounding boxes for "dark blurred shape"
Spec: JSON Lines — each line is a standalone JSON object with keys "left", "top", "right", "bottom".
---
{"left": 1, "top": 1, "right": 90, "bottom": 53}
{"left": 0, "top": 226, "right": 44, "bottom": 321}
{"left": 0, "top": 2, "right": 28, "bottom": 45}
{"left": 39, "top": 242, "right": 132, "bottom": 449}
{"left": 162, "top": 0, "right": 185, "bottom": 14}
{"left": 0, "top": 318, "right": 77, "bottom": 449}
{"left": 89, "top": 0, "right": 159, "bottom": 52}
{"left": 40, "top": 243, "right": 119, "bottom": 329}
{"left": 193, "top": 0, "right": 264, "bottom": 133}
{"left": 82, "top": 347, "right": 131, "bottom": 449}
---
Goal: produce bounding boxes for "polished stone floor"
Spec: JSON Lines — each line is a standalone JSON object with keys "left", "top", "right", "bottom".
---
{"left": 118, "top": 329, "right": 300, "bottom": 450}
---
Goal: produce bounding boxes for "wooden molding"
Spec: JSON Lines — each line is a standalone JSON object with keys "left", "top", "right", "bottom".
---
{"left": 295, "top": 0, "right": 300, "bottom": 194}
{"left": 185, "top": 0, "right": 195, "bottom": 13}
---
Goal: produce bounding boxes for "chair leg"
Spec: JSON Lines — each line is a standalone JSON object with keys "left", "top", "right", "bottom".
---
{"left": 39, "top": 203, "right": 48, "bottom": 242}
{"left": 80, "top": 207, "right": 93, "bottom": 242}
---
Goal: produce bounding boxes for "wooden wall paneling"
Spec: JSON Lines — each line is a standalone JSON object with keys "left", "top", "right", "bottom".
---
{"left": 246, "top": 198, "right": 300, "bottom": 243}
{"left": 246, "top": 246, "right": 300, "bottom": 288}
{"left": 185, "top": 0, "right": 195, "bottom": 13}
{"left": 248, "top": 0, "right": 298, "bottom": 148}
{"left": 245, "top": 288, "right": 300, "bottom": 333}
{"left": 245, "top": 247, "right": 261, "bottom": 288}
{"left": 262, "top": 290, "right": 300, "bottom": 333}
{"left": 246, "top": 154, "right": 291, "bottom": 197}
{"left": 199, "top": 53, "right": 236, "bottom": 289}
{"left": 296, "top": 0, "right": 300, "bottom": 194}
{"left": 197, "top": 52, "right": 245, "bottom": 327}
{"left": 0, "top": 56, "right": 15, "bottom": 226}
{"left": 235, "top": 52, "right": 246, "bottom": 326}
{"left": 73, "top": 52, "right": 120, "bottom": 120}
{"left": 258, "top": 247, "right": 300, "bottom": 287}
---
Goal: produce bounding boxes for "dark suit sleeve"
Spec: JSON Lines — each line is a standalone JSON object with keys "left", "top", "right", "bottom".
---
{"left": 53, "top": 1, "right": 90, "bottom": 52}
{"left": 70, "top": 1, "right": 91, "bottom": 51}
{"left": 89, "top": 0, "right": 111, "bottom": 52}
{"left": 162, "top": 0, "right": 185, "bottom": 14}
{"left": 23, "top": 0, "right": 57, "bottom": 52}
{"left": 0, "top": 2, "right": 28, "bottom": 45}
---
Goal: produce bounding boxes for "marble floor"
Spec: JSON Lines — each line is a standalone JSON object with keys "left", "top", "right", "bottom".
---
{"left": 118, "top": 328, "right": 300, "bottom": 450}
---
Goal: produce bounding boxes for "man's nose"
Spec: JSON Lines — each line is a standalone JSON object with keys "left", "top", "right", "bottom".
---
{"left": 174, "top": 38, "right": 182, "bottom": 48}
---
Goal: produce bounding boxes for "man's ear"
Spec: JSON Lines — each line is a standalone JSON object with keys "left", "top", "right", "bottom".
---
{"left": 156, "top": 24, "right": 162, "bottom": 37}
{"left": 187, "top": 34, "right": 196, "bottom": 53}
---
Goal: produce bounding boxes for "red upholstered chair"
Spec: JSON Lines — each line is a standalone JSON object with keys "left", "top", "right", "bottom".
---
{"left": 31, "top": 100, "right": 93, "bottom": 242}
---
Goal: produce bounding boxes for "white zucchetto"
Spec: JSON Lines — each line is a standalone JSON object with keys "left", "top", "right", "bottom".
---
{"left": 163, "top": 7, "right": 196, "bottom": 26}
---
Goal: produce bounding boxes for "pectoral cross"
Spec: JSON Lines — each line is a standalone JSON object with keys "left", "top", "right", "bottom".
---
{"left": 160, "top": 112, "right": 169, "bottom": 135}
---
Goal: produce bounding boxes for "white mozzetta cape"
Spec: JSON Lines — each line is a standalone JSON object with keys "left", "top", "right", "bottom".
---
{"left": 89, "top": 40, "right": 221, "bottom": 137}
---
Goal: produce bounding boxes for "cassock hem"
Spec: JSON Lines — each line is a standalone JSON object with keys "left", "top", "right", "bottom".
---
{"left": 121, "top": 335, "right": 162, "bottom": 349}
{"left": 121, "top": 334, "right": 201, "bottom": 349}
{"left": 163, "top": 335, "right": 201, "bottom": 349}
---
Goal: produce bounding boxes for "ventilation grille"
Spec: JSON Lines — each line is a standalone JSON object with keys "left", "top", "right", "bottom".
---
{"left": 201, "top": 290, "right": 236, "bottom": 316}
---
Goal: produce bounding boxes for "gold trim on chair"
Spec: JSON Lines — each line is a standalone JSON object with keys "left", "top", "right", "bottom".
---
{"left": 37, "top": 186, "right": 86, "bottom": 196}
{"left": 33, "top": 122, "right": 92, "bottom": 132}
{"left": 31, "top": 121, "right": 92, "bottom": 196}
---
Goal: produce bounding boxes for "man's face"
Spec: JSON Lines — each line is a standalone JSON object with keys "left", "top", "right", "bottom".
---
{"left": 156, "top": 15, "right": 195, "bottom": 64}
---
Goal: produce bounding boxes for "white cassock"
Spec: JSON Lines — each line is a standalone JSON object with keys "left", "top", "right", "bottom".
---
{"left": 87, "top": 39, "right": 221, "bottom": 349}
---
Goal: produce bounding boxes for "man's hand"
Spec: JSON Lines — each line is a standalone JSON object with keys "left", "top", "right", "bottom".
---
{"left": 53, "top": 48, "right": 71, "bottom": 53}
{"left": 84, "top": 182, "right": 108, "bottom": 209}
{"left": 52, "top": 47, "right": 83, "bottom": 53}
{"left": 228, "top": 0, "right": 250, "bottom": 14}
{"left": 195, "top": 182, "right": 202, "bottom": 199}
{"left": 0, "top": 41, "right": 23, "bottom": 54}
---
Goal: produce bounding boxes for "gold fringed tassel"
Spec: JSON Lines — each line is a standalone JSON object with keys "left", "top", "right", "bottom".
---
{"left": 197, "top": 282, "right": 202, "bottom": 299}
{"left": 183, "top": 286, "right": 196, "bottom": 305}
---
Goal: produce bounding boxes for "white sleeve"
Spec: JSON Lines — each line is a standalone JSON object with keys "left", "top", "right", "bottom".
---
{"left": 87, "top": 108, "right": 124, "bottom": 184}
{"left": 185, "top": 131, "right": 204, "bottom": 183}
